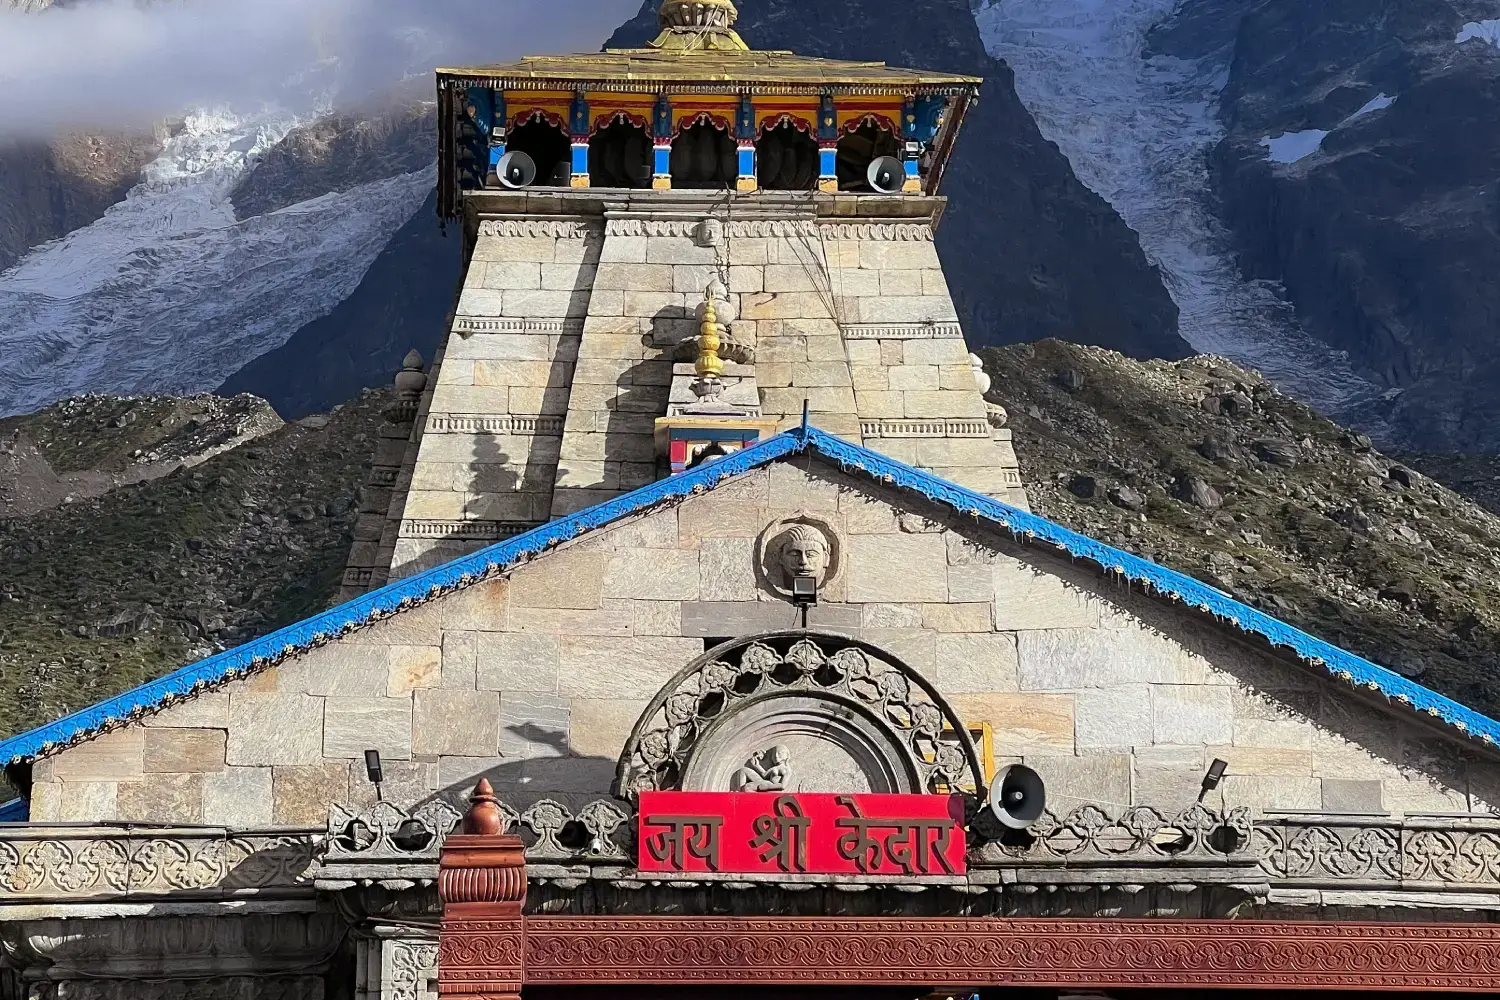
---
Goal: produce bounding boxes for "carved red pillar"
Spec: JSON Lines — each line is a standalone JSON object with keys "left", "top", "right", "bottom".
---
{"left": 438, "top": 778, "right": 527, "bottom": 1000}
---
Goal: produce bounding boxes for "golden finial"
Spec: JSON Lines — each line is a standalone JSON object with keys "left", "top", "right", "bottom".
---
{"left": 695, "top": 287, "right": 725, "bottom": 382}
{"left": 651, "top": 0, "right": 749, "bottom": 51}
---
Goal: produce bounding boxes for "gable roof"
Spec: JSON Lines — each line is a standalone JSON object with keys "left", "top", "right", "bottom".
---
{"left": 4, "top": 425, "right": 1498, "bottom": 767}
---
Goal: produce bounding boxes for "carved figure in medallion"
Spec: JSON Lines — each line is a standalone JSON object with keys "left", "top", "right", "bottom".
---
{"left": 731, "top": 745, "right": 791, "bottom": 791}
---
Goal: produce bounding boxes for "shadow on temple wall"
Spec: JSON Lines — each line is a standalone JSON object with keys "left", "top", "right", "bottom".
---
{"left": 554, "top": 303, "right": 692, "bottom": 498}
{"left": 422, "top": 719, "right": 623, "bottom": 817}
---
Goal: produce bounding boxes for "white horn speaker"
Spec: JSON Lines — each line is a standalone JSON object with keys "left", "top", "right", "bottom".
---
{"left": 496, "top": 150, "right": 537, "bottom": 189}
{"left": 867, "top": 155, "right": 905, "bottom": 194}
{"left": 986, "top": 763, "right": 1046, "bottom": 830}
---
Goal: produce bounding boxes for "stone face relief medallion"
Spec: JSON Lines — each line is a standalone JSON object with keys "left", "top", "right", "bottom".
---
{"left": 756, "top": 514, "right": 841, "bottom": 598}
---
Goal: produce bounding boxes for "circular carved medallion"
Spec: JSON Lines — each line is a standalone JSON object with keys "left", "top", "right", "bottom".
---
{"left": 614, "top": 631, "right": 984, "bottom": 800}
{"left": 756, "top": 514, "right": 841, "bottom": 598}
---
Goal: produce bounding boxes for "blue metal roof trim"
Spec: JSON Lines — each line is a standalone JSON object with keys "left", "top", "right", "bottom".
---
{"left": 0, "top": 431, "right": 807, "bottom": 765}
{"left": 0, "top": 798, "right": 27, "bottom": 822}
{"left": 799, "top": 426, "right": 1500, "bottom": 747}
{"left": 3, "top": 422, "right": 1496, "bottom": 767}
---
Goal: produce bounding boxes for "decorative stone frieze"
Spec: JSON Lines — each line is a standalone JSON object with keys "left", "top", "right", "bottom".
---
{"left": 860, "top": 419, "right": 991, "bottom": 439}
{"left": 841, "top": 322, "right": 964, "bottom": 340}
{"left": 603, "top": 218, "right": 816, "bottom": 239}
{"left": 420, "top": 414, "right": 566, "bottom": 436}
{"left": 476, "top": 220, "right": 597, "bottom": 239}
{"left": 450, "top": 317, "right": 585, "bottom": 336}
{"left": 818, "top": 222, "right": 934, "bottom": 241}
{"left": 0, "top": 828, "right": 314, "bottom": 901}
{"left": 396, "top": 520, "right": 540, "bottom": 541}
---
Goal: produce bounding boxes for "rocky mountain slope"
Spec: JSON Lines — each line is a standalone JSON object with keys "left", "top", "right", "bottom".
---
{"left": 989, "top": 339, "right": 1500, "bottom": 715}
{"left": 0, "top": 130, "right": 163, "bottom": 272}
{"left": 0, "top": 390, "right": 387, "bottom": 744}
{"left": 1150, "top": 0, "right": 1500, "bottom": 451}
{"left": 0, "top": 393, "right": 283, "bottom": 519}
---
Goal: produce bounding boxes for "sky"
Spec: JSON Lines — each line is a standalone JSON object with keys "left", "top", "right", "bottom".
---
{"left": 0, "top": 0, "right": 644, "bottom": 135}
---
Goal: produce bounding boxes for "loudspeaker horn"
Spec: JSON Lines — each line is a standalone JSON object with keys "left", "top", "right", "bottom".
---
{"left": 496, "top": 150, "right": 538, "bottom": 189}
{"left": 867, "top": 155, "right": 905, "bottom": 194}
{"left": 986, "top": 763, "right": 1046, "bottom": 830}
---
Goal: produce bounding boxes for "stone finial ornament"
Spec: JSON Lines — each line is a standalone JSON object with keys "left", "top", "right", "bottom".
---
{"left": 462, "top": 777, "right": 505, "bottom": 835}
{"left": 394, "top": 350, "right": 427, "bottom": 399}
{"left": 969, "top": 352, "right": 992, "bottom": 395}
{"left": 659, "top": 0, "right": 738, "bottom": 28}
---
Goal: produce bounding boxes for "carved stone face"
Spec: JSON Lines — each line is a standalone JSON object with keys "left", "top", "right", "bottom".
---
{"left": 778, "top": 525, "right": 830, "bottom": 582}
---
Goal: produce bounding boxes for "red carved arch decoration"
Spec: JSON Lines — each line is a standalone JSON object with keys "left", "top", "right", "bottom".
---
{"left": 675, "top": 111, "right": 733, "bottom": 135}
{"left": 591, "top": 110, "right": 651, "bottom": 136}
{"left": 517, "top": 916, "right": 1500, "bottom": 990}
{"left": 511, "top": 108, "right": 567, "bottom": 132}
{"left": 841, "top": 113, "right": 900, "bottom": 136}
{"left": 758, "top": 112, "right": 815, "bottom": 135}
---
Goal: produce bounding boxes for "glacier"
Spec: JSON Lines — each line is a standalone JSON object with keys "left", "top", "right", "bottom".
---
{"left": 0, "top": 108, "right": 431, "bottom": 417}
{"left": 975, "top": 0, "right": 1391, "bottom": 428}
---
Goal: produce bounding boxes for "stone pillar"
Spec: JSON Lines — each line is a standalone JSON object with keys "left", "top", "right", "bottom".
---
{"left": 652, "top": 95, "right": 673, "bottom": 190}
{"left": 817, "top": 94, "right": 839, "bottom": 193}
{"left": 437, "top": 779, "right": 526, "bottom": 1000}
{"left": 569, "top": 92, "right": 590, "bottom": 188}
{"left": 341, "top": 351, "right": 427, "bottom": 601}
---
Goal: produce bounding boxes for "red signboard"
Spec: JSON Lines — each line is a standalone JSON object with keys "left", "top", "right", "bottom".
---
{"left": 637, "top": 792, "right": 966, "bottom": 876}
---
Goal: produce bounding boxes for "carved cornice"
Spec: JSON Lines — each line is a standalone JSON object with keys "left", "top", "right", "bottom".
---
{"left": 421, "top": 413, "right": 565, "bottom": 436}
{"left": 451, "top": 317, "right": 585, "bottom": 336}
{"left": 841, "top": 322, "right": 963, "bottom": 340}
{"left": 398, "top": 520, "right": 541, "bottom": 542}
{"left": 604, "top": 218, "right": 817, "bottom": 238}
{"left": 860, "top": 419, "right": 990, "bottom": 440}
{"left": 522, "top": 916, "right": 1500, "bottom": 989}
{"left": 0, "top": 830, "right": 314, "bottom": 902}
{"left": 818, "top": 222, "right": 934, "bottom": 241}
{"left": 477, "top": 219, "right": 599, "bottom": 239}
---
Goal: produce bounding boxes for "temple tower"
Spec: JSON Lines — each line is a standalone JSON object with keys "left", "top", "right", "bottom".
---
{"left": 348, "top": 0, "right": 1028, "bottom": 590}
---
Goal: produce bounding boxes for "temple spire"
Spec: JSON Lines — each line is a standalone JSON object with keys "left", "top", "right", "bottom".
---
{"left": 650, "top": 0, "right": 750, "bottom": 51}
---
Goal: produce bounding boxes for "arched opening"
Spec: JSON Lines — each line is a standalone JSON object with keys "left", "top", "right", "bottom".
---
{"left": 755, "top": 121, "right": 819, "bottom": 191}
{"left": 671, "top": 118, "right": 736, "bottom": 190}
{"left": 588, "top": 118, "right": 652, "bottom": 189}
{"left": 505, "top": 116, "right": 572, "bottom": 187}
{"left": 835, "top": 119, "right": 901, "bottom": 192}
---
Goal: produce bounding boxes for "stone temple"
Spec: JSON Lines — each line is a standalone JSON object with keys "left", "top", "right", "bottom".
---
{"left": 5, "top": 2, "right": 1500, "bottom": 998}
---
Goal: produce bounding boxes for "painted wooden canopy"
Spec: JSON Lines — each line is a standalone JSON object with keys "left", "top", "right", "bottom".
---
{"left": 435, "top": 0, "right": 982, "bottom": 217}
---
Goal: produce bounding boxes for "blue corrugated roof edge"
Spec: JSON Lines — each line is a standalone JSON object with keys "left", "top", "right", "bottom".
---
{"left": 0, "top": 423, "right": 1494, "bottom": 770}
{"left": 0, "top": 798, "right": 28, "bottom": 822}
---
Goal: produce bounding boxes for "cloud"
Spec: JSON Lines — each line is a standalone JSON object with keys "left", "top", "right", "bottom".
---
{"left": 0, "top": 0, "right": 643, "bottom": 135}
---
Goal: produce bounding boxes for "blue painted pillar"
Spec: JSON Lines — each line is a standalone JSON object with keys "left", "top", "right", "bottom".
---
{"left": 653, "top": 94, "right": 673, "bottom": 189}
{"left": 488, "top": 91, "right": 507, "bottom": 183}
{"left": 817, "top": 93, "right": 839, "bottom": 192}
{"left": 569, "top": 91, "right": 591, "bottom": 187}
{"left": 736, "top": 94, "right": 757, "bottom": 191}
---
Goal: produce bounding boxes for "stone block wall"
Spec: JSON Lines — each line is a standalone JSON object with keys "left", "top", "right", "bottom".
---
{"left": 383, "top": 190, "right": 1026, "bottom": 578}
{"left": 382, "top": 219, "right": 604, "bottom": 577}
{"left": 30, "top": 459, "right": 1495, "bottom": 826}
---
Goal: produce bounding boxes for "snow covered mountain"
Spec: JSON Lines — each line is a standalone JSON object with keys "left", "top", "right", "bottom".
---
{"left": 0, "top": 109, "right": 430, "bottom": 415}
{"left": 975, "top": 0, "right": 1391, "bottom": 430}
{"left": 3, "top": 0, "right": 1498, "bottom": 454}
